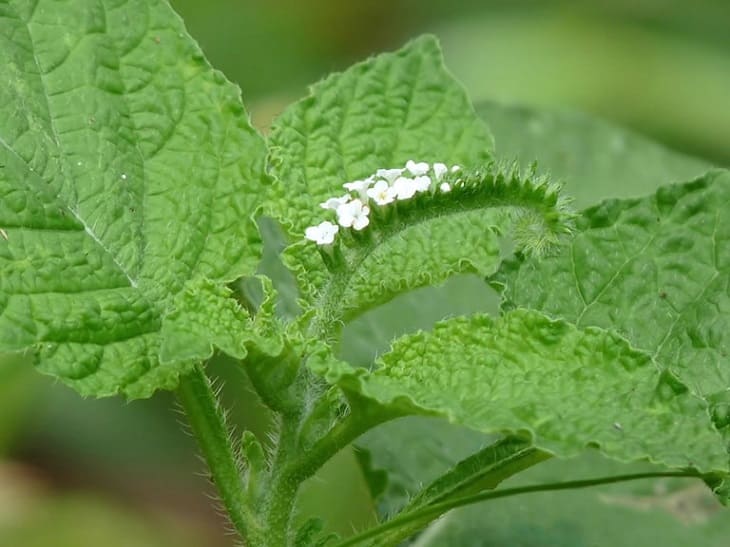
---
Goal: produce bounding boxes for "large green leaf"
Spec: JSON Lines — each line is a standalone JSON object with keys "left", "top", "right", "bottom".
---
{"left": 498, "top": 170, "right": 730, "bottom": 407}
{"left": 315, "top": 309, "right": 727, "bottom": 473}
{"left": 266, "top": 36, "right": 514, "bottom": 315}
{"left": 267, "top": 35, "right": 493, "bottom": 236}
{"left": 0, "top": 0, "right": 267, "bottom": 398}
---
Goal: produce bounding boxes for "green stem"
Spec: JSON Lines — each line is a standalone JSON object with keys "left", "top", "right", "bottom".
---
{"left": 334, "top": 470, "right": 702, "bottom": 547}
{"left": 260, "top": 417, "right": 300, "bottom": 547}
{"left": 177, "top": 364, "right": 257, "bottom": 544}
{"left": 261, "top": 399, "right": 396, "bottom": 545}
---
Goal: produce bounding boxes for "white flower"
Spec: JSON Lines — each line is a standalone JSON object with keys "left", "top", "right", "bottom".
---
{"left": 375, "top": 168, "right": 403, "bottom": 183}
{"left": 366, "top": 180, "right": 397, "bottom": 205}
{"left": 433, "top": 163, "right": 448, "bottom": 181}
{"left": 337, "top": 198, "right": 370, "bottom": 230}
{"left": 320, "top": 194, "right": 351, "bottom": 210}
{"left": 405, "top": 160, "right": 429, "bottom": 176}
{"left": 305, "top": 221, "right": 339, "bottom": 245}
{"left": 451, "top": 165, "right": 461, "bottom": 173}
{"left": 343, "top": 177, "right": 374, "bottom": 200}
{"left": 392, "top": 176, "right": 418, "bottom": 200}
{"left": 413, "top": 175, "right": 432, "bottom": 193}
{"left": 439, "top": 182, "right": 452, "bottom": 193}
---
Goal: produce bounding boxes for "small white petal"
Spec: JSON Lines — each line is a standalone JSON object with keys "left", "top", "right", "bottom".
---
{"left": 375, "top": 168, "right": 403, "bottom": 183}
{"left": 405, "top": 160, "right": 430, "bottom": 176}
{"left": 413, "top": 175, "right": 432, "bottom": 193}
{"left": 367, "top": 180, "right": 397, "bottom": 205}
{"left": 352, "top": 214, "right": 370, "bottom": 231}
{"left": 337, "top": 198, "right": 369, "bottom": 228}
{"left": 433, "top": 163, "right": 448, "bottom": 181}
{"left": 439, "top": 182, "right": 452, "bottom": 193}
{"left": 343, "top": 177, "right": 374, "bottom": 200}
{"left": 392, "top": 176, "right": 417, "bottom": 200}
{"left": 451, "top": 165, "right": 461, "bottom": 173}
{"left": 305, "top": 221, "right": 339, "bottom": 245}
{"left": 319, "top": 194, "right": 351, "bottom": 210}
{"left": 305, "top": 227, "right": 319, "bottom": 240}
{"left": 337, "top": 210, "right": 355, "bottom": 228}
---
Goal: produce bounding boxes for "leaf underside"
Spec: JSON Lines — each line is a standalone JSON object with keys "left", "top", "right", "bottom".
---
{"left": 478, "top": 101, "right": 712, "bottom": 207}
{"left": 0, "top": 0, "right": 267, "bottom": 398}
{"left": 361, "top": 434, "right": 730, "bottom": 547}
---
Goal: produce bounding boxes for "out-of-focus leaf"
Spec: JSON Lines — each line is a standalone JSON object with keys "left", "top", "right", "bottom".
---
{"left": 409, "top": 455, "right": 729, "bottom": 547}
{"left": 478, "top": 101, "right": 712, "bottom": 207}
{"left": 0, "top": 353, "right": 40, "bottom": 454}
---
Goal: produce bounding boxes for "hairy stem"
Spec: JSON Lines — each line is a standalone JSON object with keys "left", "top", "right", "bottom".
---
{"left": 177, "top": 364, "right": 258, "bottom": 544}
{"left": 260, "top": 417, "right": 300, "bottom": 546}
{"left": 261, "top": 393, "right": 397, "bottom": 545}
{"left": 335, "top": 470, "right": 703, "bottom": 547}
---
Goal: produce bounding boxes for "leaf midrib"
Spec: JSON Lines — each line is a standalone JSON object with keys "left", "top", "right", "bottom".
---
{"left": 17, "top": 1, "right": 142, "bottom": 289}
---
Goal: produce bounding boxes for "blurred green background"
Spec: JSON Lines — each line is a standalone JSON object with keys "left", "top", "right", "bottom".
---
{"left": 2, "top": 0, "right": 729, "bottom": 544}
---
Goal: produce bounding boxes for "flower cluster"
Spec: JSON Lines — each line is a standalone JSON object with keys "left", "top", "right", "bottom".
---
{"left": 304, "top": 160, "right": 461, "bottom": 245}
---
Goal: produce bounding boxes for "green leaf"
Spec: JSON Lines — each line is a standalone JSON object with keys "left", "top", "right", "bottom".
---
{"left": 0, "top": 0, "right": 267, "bottom": 398}
{"left": 335, "top": 209, "right": 501, "bottom": 320}
{"left": 340, "top": 275, "right": 499, "bottom": 366}
{"left": 267, "top": 35, "right": 493, "bottom": 236}
{"left": 313, "top": 309, "right": 727, "bottom": 473}
{"left": 478, "top": 102, "right": 712, "bottom": 207}
{"left": 266, "top": 36, "right": 508, "bottom": 316}
{"left": 498, "top": 170, "right": 730, "bottom": 410}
